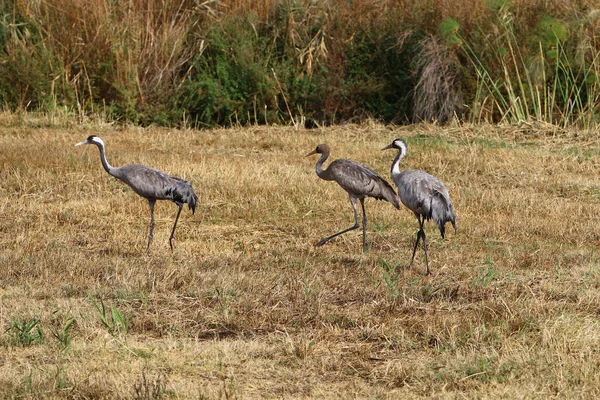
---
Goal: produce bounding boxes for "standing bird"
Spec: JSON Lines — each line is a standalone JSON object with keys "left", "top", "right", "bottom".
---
{"left": 382, "top": 138, "right": 456, "bottom": 275}
{"left": 307, "top": 144, "right": 400, "bottom": 252}
{"left": 75, "top": 135, "right": 198, "bottom": 254}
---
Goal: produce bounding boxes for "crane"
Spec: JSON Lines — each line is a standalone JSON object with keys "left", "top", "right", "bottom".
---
{"left": 307, "top": 143, "right": 400, "bottom": 252}
{"left": 382, "top": 138, "right": 455, "bottom": 274}
{"left": 75, "top": 135, "right": 198, "bottom": 254}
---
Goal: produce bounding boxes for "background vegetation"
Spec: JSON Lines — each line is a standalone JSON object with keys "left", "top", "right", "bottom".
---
{"left": 1, "top": 0, "right": 599, "bottom": 128}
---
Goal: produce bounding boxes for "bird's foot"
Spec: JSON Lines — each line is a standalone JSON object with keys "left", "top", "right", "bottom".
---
{"left": 169, "top": 237, "right": 176, "bottom": 252}
{"left": 314, "top": 238, "right": 328, "bottom": 247}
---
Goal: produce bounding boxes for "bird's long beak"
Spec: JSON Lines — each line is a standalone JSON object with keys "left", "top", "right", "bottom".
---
{"left": 381, "top": 143, "right": 394, "bottom": 151}
{"left": 306, "top": 149, "right": 317, "bottom": 157}
{"left": 74, "top": 140, "right": 88, "bottom": 147}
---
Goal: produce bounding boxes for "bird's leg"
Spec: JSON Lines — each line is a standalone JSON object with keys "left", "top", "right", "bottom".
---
{"left": 315, "top": 196, "right": 360, "bottom": 247}
{"left": 409, "top": 214, "right": 424, "bottom": 268}
{"left": 169, "top": 204, "right": 183, "bottom": 252}
{"left": 422, "top": 228, "right": 430, "bottom": 275}
{"left": 360, "top": 198, "right": 368, "bottom": 252}
{"left": 146, "top": 199, "right": 156, "bottom": 255}
{"left": 409, "top": 231, "right": 421, "bottom": 268}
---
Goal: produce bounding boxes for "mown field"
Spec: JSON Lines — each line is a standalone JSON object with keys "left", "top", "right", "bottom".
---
{"left": 1, "top": 122, "right": 600, "bottom": 398}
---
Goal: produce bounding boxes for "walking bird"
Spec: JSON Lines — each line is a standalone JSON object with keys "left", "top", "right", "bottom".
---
{"left": 307, "top": 144, "right": 400, "bottom": 251}
{"left": 75, "top": 135, "right": 198, "bottom": 253}
{"left": 382, "top": 138, "right": 455, "bottom": 274}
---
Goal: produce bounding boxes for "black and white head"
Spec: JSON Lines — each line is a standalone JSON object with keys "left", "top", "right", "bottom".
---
{"left": 75, "top": 135, "right": 104, "bottom": 148}
{"left": 381, "top": 138, "right": 407, "bottom": 156}
{"left": 306, "top": 143, "right": 331, "bottom": 157}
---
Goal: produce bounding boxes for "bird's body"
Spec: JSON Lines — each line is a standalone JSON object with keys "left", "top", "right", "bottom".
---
{"left": 307, "top": 144, "right": 399, "bottom": 251}
{"left": 394, "top": 168, "right": 455, "bottom": 239}
{"left": 317, "top": 158, "right": 400, "bottom": 204}
{"left": 75, "top": 135, "right": 197, "bottom": 253}
{"left": 383, "top": 139, "right": 455, "bottom": 274}
{"left": 111, "top": 164, "right": 196, "bottom": 206}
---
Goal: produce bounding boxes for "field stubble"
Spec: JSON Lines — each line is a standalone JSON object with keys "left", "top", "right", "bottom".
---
{"left": 1, "top": 123, "right": 600, "bottom": 398}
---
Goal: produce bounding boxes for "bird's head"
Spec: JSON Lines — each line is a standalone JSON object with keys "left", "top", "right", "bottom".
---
{"left": 75, "top": 135, "right": 104, "bottom": 147}
{"left": 381, "top": 138, "right": 407, "bottom": 155}
{"left": 306, "top": 143, "right": 330, "bottom": 157}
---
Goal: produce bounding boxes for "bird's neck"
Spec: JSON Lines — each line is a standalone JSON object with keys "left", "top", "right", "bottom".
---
{"left": 315, "top": 152, "right": 331, "bottom": 180}
{"left": 95, "top": 143, "right": 117, "bottom": 177}
{"left": 390, "top": 150, "right": 405, "bottom": 178}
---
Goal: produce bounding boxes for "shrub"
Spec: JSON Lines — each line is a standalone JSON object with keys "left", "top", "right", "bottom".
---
{"left": 0, "top": 0, "right": 599, "bottom": 127}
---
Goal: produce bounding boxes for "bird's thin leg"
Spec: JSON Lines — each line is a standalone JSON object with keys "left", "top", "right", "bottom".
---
{"left": 146, "top": 199, "right": 156, "bottom": 255}
{"left": 169, "top": 204, "right": 183, "bottom": 252}
{"left": 359, "top": 198, "right": 368, "bottom": 252}
{"left": 409, "top": 214, "right": 424, "bottom": 268}
{"left": 422, "top": 227, "right": 430, "bottom": 275}
{"left": 315, "top": 195, "right": 360, "bottom": 247}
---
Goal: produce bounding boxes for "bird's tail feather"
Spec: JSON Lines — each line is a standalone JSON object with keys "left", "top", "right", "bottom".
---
{"left": 187, "top": 189, "right": 198, "bottom": 214}
{"left": 431, "top": 191, "right": 455, "bottom": 239}
{"left": 171, "top": 177, "right": 198, "bottom": 214}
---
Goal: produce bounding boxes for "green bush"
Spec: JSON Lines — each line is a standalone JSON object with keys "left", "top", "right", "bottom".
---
{"left": 0, "top": 2, "right": 54, "bottom": 110}
{"left": 0, "top": 0, "right": 598, "bottom": 127}
{"left": 177, "top": 16, "right": 278, "bottom": 126}
{"left": 341, "top": 27, "right": 416, "bottom": 123}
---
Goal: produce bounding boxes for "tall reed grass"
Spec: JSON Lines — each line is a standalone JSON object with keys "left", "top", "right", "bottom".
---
{"left": 0, "top": 0, "right": 598, "bottom": 127}
{"left": 457, "top": 6, "right": 600, "bottom": 127}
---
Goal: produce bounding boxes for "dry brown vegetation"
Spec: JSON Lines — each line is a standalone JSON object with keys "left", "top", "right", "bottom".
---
{"left": 4, "top": 0, "right": 599, "bottom": 126}
{"left": 1, "top": 121, "right": 600, "bottom": 398}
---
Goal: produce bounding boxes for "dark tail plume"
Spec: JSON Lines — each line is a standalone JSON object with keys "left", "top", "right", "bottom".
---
{"left": 431, "top": 191, "right": 455, "bottom": 239}
{"left": 171, "top": 177, "right": 198, "bottom": 214}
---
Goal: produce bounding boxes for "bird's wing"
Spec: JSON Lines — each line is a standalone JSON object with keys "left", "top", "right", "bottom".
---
{"left": 430, "top": 188, "right": 456, "bottom": 237}
{"left": 116, "top": 164, "right": 171, "bottom": 197}
{"left": 330, "top": 159, "right": 399, "bottom": 207}
{"left": 396, "top": 169, "right": 442, "bottom": 212}
{"left": 397, "top": 169, "right": 455, "bottom": 233}
{"left": 116, "top": 165, "right": 198, "bottom": 212}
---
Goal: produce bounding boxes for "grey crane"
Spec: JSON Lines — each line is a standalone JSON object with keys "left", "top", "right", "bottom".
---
{"left": 75, "top": 135, "right": 198, "bottom": 253}
{"left": 382, "top": 138, "right": 455, "bottom": 275}
{"left": 307, "top": 144, "right": 400, "bottom": 252}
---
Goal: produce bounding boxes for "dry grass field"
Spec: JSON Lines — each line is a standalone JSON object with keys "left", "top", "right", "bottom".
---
{"left": 1, "top": 121, "right": 600, "bottom": 398}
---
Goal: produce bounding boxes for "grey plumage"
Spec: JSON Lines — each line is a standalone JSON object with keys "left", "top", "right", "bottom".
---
{"left": 382, "top": 138, "right": 455, "bottom": 274}
{"left": 307, "top": 143, "right": 400, "bottom": 252}
{"left": 75, "top": 135, "right": 198, "bottom": 253}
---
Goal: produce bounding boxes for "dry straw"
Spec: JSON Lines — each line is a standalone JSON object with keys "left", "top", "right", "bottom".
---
{"left": 1, "top": 123, "right": 600, "bottom": 396}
